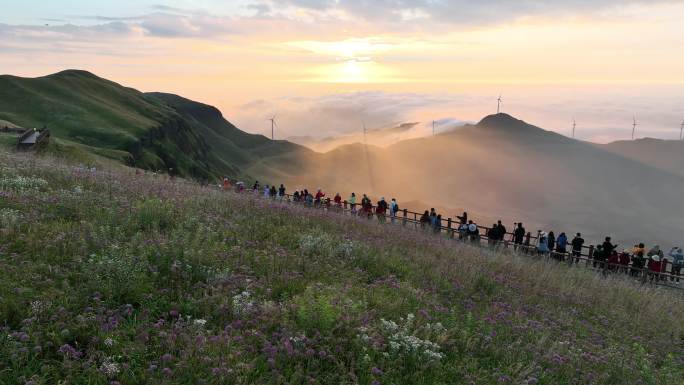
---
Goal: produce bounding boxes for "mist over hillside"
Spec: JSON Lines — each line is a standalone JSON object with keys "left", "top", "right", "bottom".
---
{"left": 250, "top": 114, "right": 684, "bottom": 247}
{"left": 286, "top": 121, "right": 470, "bottom": 152}
{"left": 600, "top": 138, "right": 684, "bottom": 178}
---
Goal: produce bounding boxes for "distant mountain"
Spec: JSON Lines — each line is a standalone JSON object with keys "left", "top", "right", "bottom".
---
{"left": 0, "top": 70, "right": 309, "bottom": 180}
{"left": 251, "top": 113, "right": 684, "bottom": 246}
{"left": 601, "top": 138, "right": 684, "bottom": 178}
{"left": 287, "top": 121, "right": 451, "bottom": 153}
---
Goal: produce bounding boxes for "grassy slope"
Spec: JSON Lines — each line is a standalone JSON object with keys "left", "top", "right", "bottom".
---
{"left": 0, "top": 70, "right": 308, "bottom": 182}
{"left": 0, "top": 150, "right": 682, "bottom": 385}
{"left": 147, "top": 92, "right": 312, "bottom": 180}
{"left": 0, "top": 70, "right": 171, "bottom": 149}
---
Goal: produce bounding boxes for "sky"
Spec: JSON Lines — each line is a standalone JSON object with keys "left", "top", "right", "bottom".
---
{"left": 1, "top": 0, "right": 684, "bottom": 144}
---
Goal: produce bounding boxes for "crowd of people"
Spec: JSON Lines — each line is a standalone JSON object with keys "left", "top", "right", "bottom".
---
{"left": 220, "top": 178, "right": 684, "bottom": 285}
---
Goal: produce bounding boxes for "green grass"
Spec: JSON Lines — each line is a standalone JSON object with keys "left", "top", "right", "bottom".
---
{"left": 0, "top": 150, "right": 682, "bottom": 385}
{"left": 0, "top": 70, "right": 309, "bottom": 182}
{"left": 0, "top": 132, "right": 17, "bottom": 150}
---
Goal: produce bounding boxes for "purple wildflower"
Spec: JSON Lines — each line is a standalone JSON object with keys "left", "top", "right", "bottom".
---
{"left": 58, "top": 344, "right": 82, "bottom": 359}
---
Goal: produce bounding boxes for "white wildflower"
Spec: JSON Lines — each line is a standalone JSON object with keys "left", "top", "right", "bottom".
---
{"left": 194, "top": 319, "right": 207, "bottom": 327}
{"left": 100, "top": 359, "right": 120, "bottom": 377}
{"left": 104, "top": 337, "right": 114, "bottom": 347}
{"left": 0, "top": 208, "right": 22, "bottom": 228}
{"left": 232, "top": 291, "right": 254, "bottom": 315}
{"left": 0, "top": 175, "right": 48, "bottom": 192}
{"left": 371, "top": 314, "right": 445, "bottom": 363}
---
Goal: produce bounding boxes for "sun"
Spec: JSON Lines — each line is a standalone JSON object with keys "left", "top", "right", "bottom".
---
{"left": 305, "top": 59, "right": 394, "bottom": 83}
{"left": 287, "top": 38, "right": 398, "bottom": 83}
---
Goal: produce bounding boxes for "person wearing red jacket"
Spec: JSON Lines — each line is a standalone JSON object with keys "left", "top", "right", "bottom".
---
{"left": 314, "top": 189, "right": 325, "bottom": 206}
{"left": 647, "top": 246, "right": 663, "bottom": 282}
{"left": 607, "top": 251, "right": 620, "bottom": 272}
{"left": 618, "top": 251, "right": 631, "bottom": 274}
{"left": 376, "top": 197, "right": 388, "bottom": 223}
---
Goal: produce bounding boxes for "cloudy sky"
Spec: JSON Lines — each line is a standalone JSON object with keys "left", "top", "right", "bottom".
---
{"left": 2, "top": 0, "right": 684, "bottom": 143}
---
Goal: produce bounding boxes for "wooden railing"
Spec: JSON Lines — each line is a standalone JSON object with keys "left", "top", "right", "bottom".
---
{"left": 239, "top": 189, "right": 682, "bottom": 288}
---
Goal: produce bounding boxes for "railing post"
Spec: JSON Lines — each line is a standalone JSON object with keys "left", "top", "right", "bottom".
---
{"left": 587, "top": 245, "right": 594, "bottom": 268}
{"left": 447, "top": 218, "right": 453, "bottom": 238}
{"left": 402, "top": 209, "right": 407, "bottom": 226}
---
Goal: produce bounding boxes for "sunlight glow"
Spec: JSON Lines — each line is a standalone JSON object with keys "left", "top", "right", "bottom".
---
{"left": 307, "top": 60, "right": 398, "bottom": 83}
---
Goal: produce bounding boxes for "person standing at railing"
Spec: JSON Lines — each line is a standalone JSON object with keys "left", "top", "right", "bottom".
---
{"left": 314, "top": 189, "right": 325, "bottom": 206}
{"left": 556, "top": 232, "right": 568, "bottom": 260}
{"left": 668, "top": 247, "right": 684, "bottom": 283}
{"left": 496, "top": 220, "right": 507, "bottom": 244}
{"left": 457, "top": 211, "right": 467, "bottom": 224}
{"left": 390, "top": 198, "right": 399, "bottom": 223}
{"left": 537, "top": 232, "right": 550, "bottom": 256}
{"left": 376, "top": 197, "right": 388, "bottom": 223}
{"left": 434, "top": 214, "right": 442, "bottom": 234}
{"left": 362, "top": 194, "right": 373, "bottom": 218}
{"left": 333, "top": 193, "right": 342, "bottom": 209}
{"left": 618, "top": 249, "right": 631, "bottom": 273}
{"left": 278, "top": 184, "right": 286, "bottom": 199}
{"left": 571, "top": 233, "right": 584, "bottom": 264}
{"left": 420, "top": 210, "right": 431, "bottom": 230}
{"left": 607, "top": 250, "right": 620, "bottom": 271}
{"left": 253, "top": 181, "right": 260, "bottom": 194}
{"left": 547, "top": 232, "right": 556, "bottom": 258}
{"left": 631, "top": 243, "right": 646, "bottom": 277}
{"left": 513, "top": 223, "right": 526, "bottom": 250}
{"left": 349, "top": 192, "right": 357, "bottom": 214}
{"left": 467, "top": 221, "right": 479, "bottom": 244}
{"left": 270, "top": 185, "right": 277, "bottom": 199}
{"left": 487, "top": 224, "right": 499, "bottom": 247}
{"left": 647, "top": 245, "right": 664, "bottom": 282}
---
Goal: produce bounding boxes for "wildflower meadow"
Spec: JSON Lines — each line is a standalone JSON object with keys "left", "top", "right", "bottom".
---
{"left": 0, "top": 152, "right": 682, "bottom": 385}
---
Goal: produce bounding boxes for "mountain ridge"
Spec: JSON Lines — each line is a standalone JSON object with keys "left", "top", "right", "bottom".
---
{"left": 251, "top": 113, "right": 684, "bottom": 247}
{"left": 0, "top": 70, "right": 308, "bottom": 181}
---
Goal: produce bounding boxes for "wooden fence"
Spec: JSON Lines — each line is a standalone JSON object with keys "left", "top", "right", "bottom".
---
{"left": 240, "top": 189, "right": 683, "bottom": 289}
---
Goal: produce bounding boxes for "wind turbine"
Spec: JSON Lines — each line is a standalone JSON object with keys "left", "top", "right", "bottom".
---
{"left": 497, "top": 95, "right": 503, "bottom": 114}
{"left": 432, "top": 120, "right": 436, "bottom": 136}
{"left": 268, "top": 116, "right": 277, "bottom": 140}
{"left": 680, "top": 120, "right": 684, "bottom": 141}
{"left": 362, "top": 121, "right": 367, "bottom": 145}
{"left": 631, "top": 115, "right": 637, "bottom": 140}
{"left": 572, "top": 118, "right": 576, "bottom": 139}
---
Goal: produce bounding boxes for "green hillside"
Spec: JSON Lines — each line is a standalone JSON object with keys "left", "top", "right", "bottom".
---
{"left": 0, "top": 70, "right": 308, "bottom": 181}
{"left": 1, "top": 149, "right": 682, "bottom": 384}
